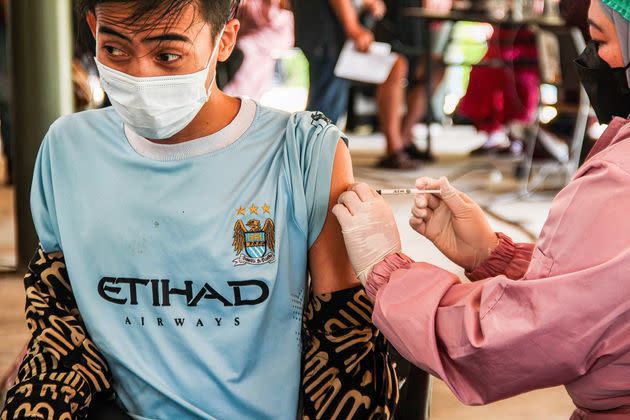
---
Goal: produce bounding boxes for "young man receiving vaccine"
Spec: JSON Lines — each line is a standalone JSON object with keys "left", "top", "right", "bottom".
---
{"left": 0, "top": 1, "right": 397, "bottom": 419}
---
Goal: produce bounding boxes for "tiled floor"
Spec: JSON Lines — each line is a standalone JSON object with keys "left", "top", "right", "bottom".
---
{"left": 0, "top": 126, "right": 576, "bottom": 418}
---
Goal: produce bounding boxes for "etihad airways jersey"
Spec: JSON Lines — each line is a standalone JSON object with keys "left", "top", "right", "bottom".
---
{"left": 30, "top": 98, "right": 345, "bottom": 419}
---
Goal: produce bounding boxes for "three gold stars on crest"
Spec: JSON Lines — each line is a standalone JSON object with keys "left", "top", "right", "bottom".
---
{"left": 237, "top": 203, "right": 271, "bottom": 217}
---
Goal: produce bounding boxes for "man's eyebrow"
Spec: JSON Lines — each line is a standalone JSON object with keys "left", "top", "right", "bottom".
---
{"left": 144, "top": 33, "right": 192, "bottom": 43}
{"left": 98, "top": 25, "right": 132, "bottom": 42}
{"left": 98, "top": 26, "right": 191, "bottom": 44}
{"left": 588, "top": 18, "right": 605, "bottom": 33}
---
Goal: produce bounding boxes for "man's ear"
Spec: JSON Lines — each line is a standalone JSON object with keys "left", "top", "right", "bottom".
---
{"left": 87, "top": 11, "right": 97, "bottom": 39}
{"left": 217, "top": 19, "right": 240, "bottom": 62}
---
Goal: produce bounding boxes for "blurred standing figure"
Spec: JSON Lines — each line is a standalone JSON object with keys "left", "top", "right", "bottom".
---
{"left": 373, "top": 0, "right": 452, "bottom": 168}
{"left": 0, "top": 0, "right": 11, "bottom": 184}
{"left": 293, "top": 0, "right": 382, "bottom": 125}
{"left": 224, "top": 0, "right": 293, "bottom": 100}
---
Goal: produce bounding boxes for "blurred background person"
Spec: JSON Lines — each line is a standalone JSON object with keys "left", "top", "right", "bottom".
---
{"left": 293, "top": 0, "right": 382, "bottom": 126}
{"left": 294, "top": 0, "right": 453, "bottom": 169}
{"left": 72, "top": 58, "right": 94, "bottom": 111}
{"left": 372, "top": 52, "right": 423, "bottom": 169}
{"left": 223, "top": 0, "right": 294, "bottom": 100}
{"left": 374, "top": 0, "right": 452, "bottom": 168}
{"left": 0, "top": 0, "right": 11, "bottom": 185}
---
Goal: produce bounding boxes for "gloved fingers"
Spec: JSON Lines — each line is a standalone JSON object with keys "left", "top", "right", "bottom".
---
{"left": 414, "top": 193, "right": 428, "bottom": 209}
{"left": 439, "top": 176, "right": 457, "bottom": 197}
{"left": 409, "top": 216, "right": 426, "bottom": 235}
{"left": 371, "top": 186, "right": 381, "bottom": 199}
{"left": 351, "top": 182, "right": 378, "bottom": 202}
{"left": 411, "top": 206, "right": 432, "bottom": 220}
{"left": 338, "top": 191, "right": 362, "bottom": 215}
{"left": 427, "top": 193, "right": 441, "bottom": 210}
{"left": 459, "top": 191, "right": 475, "bottom": 204}
{"left": 332, "top": 203, "right": 353, "bottom": 226}
{"left": 414, "top": 193, "right": 440, "bottom": 210}
{"left": 416, "top": 176, "right": 441, "bottom": 191}
{"left": 439, "top": 177, "right": 468, "bottom": 212}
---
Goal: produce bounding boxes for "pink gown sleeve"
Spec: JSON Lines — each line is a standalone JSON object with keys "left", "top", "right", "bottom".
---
{"left": 465, "top": 233, "right": 535, "bottom": 281}
{"left": 369, "top": 157, "right": 630, "bottom": 405}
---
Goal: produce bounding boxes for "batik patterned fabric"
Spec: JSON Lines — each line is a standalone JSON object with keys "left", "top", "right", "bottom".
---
{"left": 302, "top": 287, "right": 399, "bottom": 419}
{"left": 1, "top": 248, "right": 114, "bottom": 420}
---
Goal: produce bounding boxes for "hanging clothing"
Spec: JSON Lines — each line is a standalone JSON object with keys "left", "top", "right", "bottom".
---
{"left": 458, "top": 26, "right": 540, "bottom": 133}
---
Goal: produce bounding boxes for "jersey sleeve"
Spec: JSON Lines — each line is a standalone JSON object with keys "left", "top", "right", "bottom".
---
{"left": 30, "top": 125, "right": 62, "bottom": 253}
{"left": 284, "top": 111, "right": 348, "bottom": 248}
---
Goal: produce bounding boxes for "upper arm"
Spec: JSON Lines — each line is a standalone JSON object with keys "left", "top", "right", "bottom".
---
{"left": 308, "top": 139, "right": 359, "bottom": 294}
{"left": 283, "top": 112, "right": 356, "bottom": 294}
{"left": 328, "top": 0, "right": 359, "bottom": 32}
{"left": 302, "top": 146, "right": 399, "bottom": 414}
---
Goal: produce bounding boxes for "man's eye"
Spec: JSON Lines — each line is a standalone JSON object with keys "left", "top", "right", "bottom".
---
{"left": 104, "top": 46, "right": 126, "bottom": 57}
{"left": 157, "top": 53, "right": 181, "bottom": 63}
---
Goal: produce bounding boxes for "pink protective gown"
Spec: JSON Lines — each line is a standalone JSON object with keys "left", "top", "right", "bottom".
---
{"left": 367, "top": 118, "right": 630, "bottom": 419}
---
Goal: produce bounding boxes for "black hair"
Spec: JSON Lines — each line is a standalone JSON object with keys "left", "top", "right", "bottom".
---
{"left": 75, "top": 0, "right": 241, "bottom": 52}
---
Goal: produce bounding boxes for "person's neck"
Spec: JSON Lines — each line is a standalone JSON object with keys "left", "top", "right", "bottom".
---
{"left": 148, "top": 88, "right": 241, "bottom": 145}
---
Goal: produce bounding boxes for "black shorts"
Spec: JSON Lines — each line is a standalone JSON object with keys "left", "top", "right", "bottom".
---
{"left": 373, "top": 0, "right": 428, "bottom": 73}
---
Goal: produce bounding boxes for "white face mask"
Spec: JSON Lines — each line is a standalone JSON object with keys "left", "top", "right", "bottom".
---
{"left": 95, "top": 28, "right": 224, "bottom": 140}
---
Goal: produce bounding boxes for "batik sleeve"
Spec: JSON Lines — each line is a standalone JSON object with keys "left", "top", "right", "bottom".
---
{"left": 302, "top": 286, "right": 398, "bottom": 419}
{"left": 1, "top": 248, "right": 114, "bottom": 420}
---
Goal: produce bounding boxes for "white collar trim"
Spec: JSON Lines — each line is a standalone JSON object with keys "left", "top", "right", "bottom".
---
{"left": 124, "top": 97, "right": 257, "bottom": 161}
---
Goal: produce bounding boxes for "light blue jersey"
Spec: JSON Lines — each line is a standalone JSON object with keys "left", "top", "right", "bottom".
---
{"left": 30, "top": 98, "right": 345, "bottom": 419}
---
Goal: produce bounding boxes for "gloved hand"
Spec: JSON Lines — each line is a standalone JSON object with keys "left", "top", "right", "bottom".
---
{"left": 410, "top": 177, "right": 499, "bottom": 271}
{"left": 332, "top": 183, "right": 402, "bottom": 285}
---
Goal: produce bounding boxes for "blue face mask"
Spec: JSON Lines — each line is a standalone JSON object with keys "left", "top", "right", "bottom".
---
{"left": 95, "top": 28, "right": 224, "bottom": 140}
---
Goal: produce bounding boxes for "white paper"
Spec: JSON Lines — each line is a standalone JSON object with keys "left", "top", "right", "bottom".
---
{"left": 334, "top": 41, "right": 397, "bottom": 84}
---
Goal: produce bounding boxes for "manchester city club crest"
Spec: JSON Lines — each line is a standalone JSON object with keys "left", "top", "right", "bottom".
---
{"left": 232, "top": 203, "right": 276, "bottom": 266}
